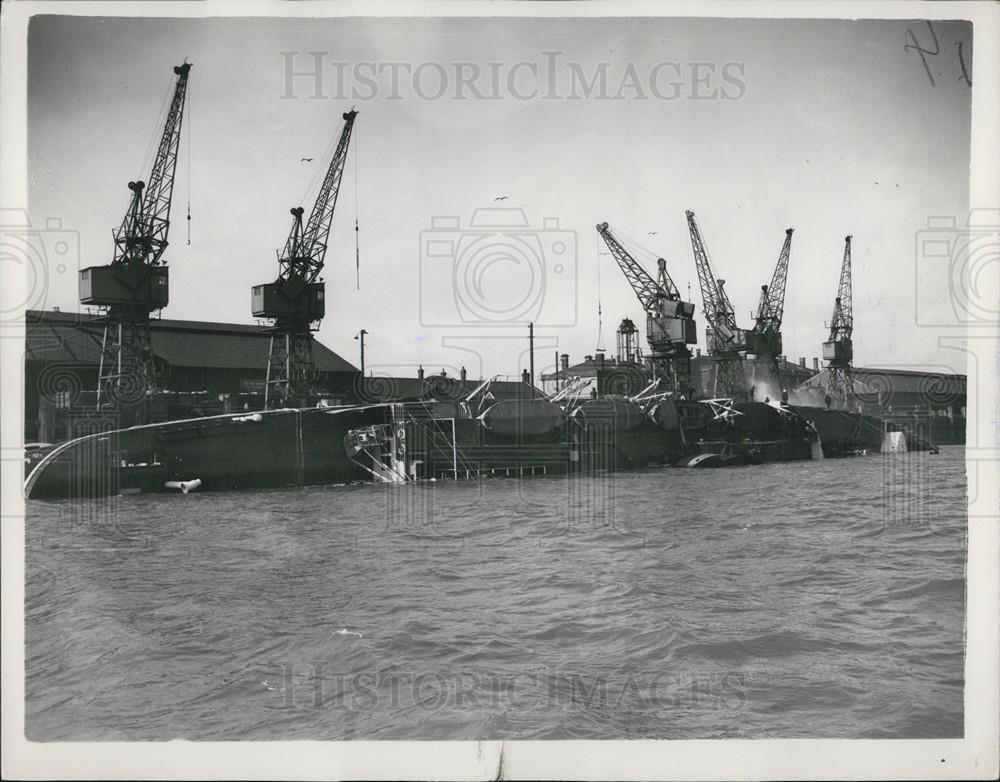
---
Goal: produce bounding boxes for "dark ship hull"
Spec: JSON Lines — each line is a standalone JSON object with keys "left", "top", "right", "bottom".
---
{"left": 668, "top": 400, "right": 819, "bottom": 464}
{"left": 25, "top": 398, "right": 823, "bottom": 500}
{"left": 790, "top": 405, "right": 938, "bottom": 455}
{"left": 25, "top": 407, "right": 377, "bottom": 499}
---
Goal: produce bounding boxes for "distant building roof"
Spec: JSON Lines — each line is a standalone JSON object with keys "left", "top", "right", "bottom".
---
{"left": 542, "top": 354, "right": 818, "bottom": 385}
{"left": 357, "top": 374, "right": 544, "bottom": 403}
{"left": 25, "top": 310, "right": 358, "bottom": 374}
{"left": 540, "top": 353, "right": 623, "bottom": 382}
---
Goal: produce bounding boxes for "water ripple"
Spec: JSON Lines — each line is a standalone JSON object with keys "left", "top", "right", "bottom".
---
{"left": 25, "top": 447, "right": 967, "bottom": 740}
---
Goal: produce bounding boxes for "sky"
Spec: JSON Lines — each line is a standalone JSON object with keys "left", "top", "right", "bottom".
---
{"left": 26, "top": 13, "right": 973, "bottom": 382}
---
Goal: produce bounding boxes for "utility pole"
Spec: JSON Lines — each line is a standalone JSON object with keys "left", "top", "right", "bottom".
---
{"left": 528, "top": 322, "right": 535, "bottom": 387}
{"left": 355, "top": 329, "right": 367, "bottom": 375}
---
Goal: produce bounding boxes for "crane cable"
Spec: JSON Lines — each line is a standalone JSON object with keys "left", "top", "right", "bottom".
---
{"left": 354, "top": 122, "right": 360, "bottom": 290}
{"left": 595, "top": 231, "right": 605, "bottom": 353}
{"left": 139, "top": 77, "right": 174, "bottom": 187}
{"left": 186, "top": 72, "right": 192, "bottom": 245}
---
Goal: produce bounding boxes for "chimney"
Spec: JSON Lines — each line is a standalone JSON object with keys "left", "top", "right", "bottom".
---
{"left": 560, "top": 354, "right": 569, "bottom": 371}
{"left": 439, "top": 369, "right": 447, "bottom": 377}
{"left": 460, "top": 366, "right": 467, "bottom": 382}
{"left": 597, "top": 351, "right": 605, "bottom": 368}
{"left": 417, "top": 365, "right": 424, "bottom": 380}
{"left": 812, "top": 357, "right": 819, "bottom": 372}
{"left": 585, "top": 354, "right": 593, "bottom": 363}
{"left": 798, "top": 357, "right": 806, "bottom": 368}
{"left": 521, "top": 368, "right": 530, "bottom": 383}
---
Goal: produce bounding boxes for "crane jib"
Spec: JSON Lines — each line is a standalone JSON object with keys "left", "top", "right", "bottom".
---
{"left": 751, "top": 227, "right": 793, "bottom": 343}
{"left": 596, "top": 222, "right": 681, "bottom": 302}
{"left": 111, "top": 62, "right": 191, "bottom": 271}
{"left": 277, "top": 109, "right": 358, "bottom": 285}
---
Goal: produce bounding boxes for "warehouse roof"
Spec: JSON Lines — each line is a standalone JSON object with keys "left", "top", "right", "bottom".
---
{"left": 853, "top": 366, "right": 967, "bottom": 395}
{"left": 796, "top": 366, "right": 966, "bottom": 406}
{"left": 24, "top": 310, "right": 358, "bottom": 373}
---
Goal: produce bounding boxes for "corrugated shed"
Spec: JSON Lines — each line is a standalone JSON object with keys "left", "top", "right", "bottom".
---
{"left": 853, "top": 367, "right": 967, "bottom": 396}
{"left": 25, "top": 310, "right": 358, "bottom": 374}
{"left": 24, "top": 317, "right": 104, "bottom": 365}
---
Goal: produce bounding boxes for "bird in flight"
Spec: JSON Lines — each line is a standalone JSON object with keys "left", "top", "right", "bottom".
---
{"left": 648, "top": 231, "right": 658, "bottom": 235}
{"left": 301, "top": 157, "right": 314, "bottom": 162}
{"left": 494, "top": 195, "right": 509, "bottom": 201}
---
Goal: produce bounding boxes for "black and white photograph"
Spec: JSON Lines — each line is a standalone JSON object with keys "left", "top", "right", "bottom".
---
{"left": 1, "top": 1, "right": 997, "bottom": 779}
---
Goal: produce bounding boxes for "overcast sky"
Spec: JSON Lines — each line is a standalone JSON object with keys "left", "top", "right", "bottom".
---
{"left": 27, "top": 14, "right": 972, "bottom": 381}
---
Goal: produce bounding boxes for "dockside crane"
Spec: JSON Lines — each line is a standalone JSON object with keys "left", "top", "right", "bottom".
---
{"left": 252, "top": 109, "right": 358, "bottom": 408}
{"left": 823, "top": 235, "right": 854, "bottom": 399}
{"left": 685, "top": 210, "right": 748, "bottom": 400}
{"left": 596, "top": 222, "right": 697, "bottom": 395}
{"left": 79, "top": 62, "right": 192, "bottom": 421}
{"left": 745, "top": 227, "right": 794, "bottom": 388}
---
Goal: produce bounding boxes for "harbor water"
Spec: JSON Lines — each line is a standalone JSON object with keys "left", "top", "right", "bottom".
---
{"left": 25, "top": 446, "right": 966, "bottom": 740}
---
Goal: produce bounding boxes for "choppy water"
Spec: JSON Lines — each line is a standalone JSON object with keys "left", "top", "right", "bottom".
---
{"left": 25, "top": 447, "right": 966, "bottom": 740}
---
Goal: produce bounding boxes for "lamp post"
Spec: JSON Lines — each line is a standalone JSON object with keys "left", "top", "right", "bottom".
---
{"left": 354, "top": 329, "right": 367, "bottom": 375}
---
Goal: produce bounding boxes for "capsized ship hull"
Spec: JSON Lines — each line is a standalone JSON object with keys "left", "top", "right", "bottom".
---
{"left": 662, "top": 399, "right": 819, "bottom": 464}
{"left": 789, "top": 405, "right": 938, "bottom": 455}
{"left": 25, "top": 398, "right": 823, "bottom": 500}
{"left": 25, "top": 406, "right": 385, "bottom": 499}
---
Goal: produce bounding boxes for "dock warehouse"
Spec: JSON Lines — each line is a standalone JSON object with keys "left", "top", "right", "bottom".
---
{"left": 24, "top": 309, "right": 359, "bottom": 443}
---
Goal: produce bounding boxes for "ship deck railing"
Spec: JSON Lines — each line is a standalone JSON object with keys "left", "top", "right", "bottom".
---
{"left": 434, "top": 464, "right": 549, "bottom": 481}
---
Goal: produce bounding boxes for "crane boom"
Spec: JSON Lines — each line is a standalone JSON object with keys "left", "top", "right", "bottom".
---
{"left": 277, "top": 109, "right": 358, "bottom": 285}
{"left": 745, "top": 228, "right": 794, "bottom": 393}
{"left": 252, "top": 108, "right": 359, "bottom": 409}
{"left": 822, "top": 235, "right": 855, "bottom": 399}
{"left": 828, "top": 235, "right": 853, "bottom": 341}
{"left": 684, "top": 210, "right": 747, "bottom": 399}
{"left": 112, "top": 63, "right": 192, "bottom": 271}
{"left": 79, "top": 62, "right": 192, "bottom": 421}
{"left": 753, "top": 228, "right": 793, "bottom": 341}
{"left": 686, "top": 211, "right": 741, "bottom": 344}
{"left": 596, "top": 222, "right": 696, "bottom": 395}
{"left": 596, "top": 222, "right": 679, "bottom": 306}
